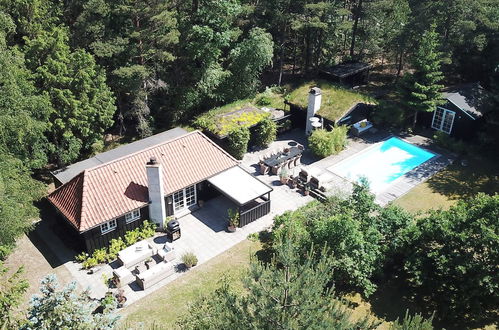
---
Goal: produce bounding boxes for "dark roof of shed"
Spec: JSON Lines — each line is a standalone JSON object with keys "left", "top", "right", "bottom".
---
{"left": 52, "top": 127, "right": 188, "bottom": 184}
{"left": 320, "top": 62, "right": 372, "bottom": 78}
{"left": 443, "top": 83, "right": 486, "bottom": 119}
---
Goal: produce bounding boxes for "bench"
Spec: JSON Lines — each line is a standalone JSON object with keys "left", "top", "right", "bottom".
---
{"left": 352, "top": 120, "right": 373, "bottom": 136}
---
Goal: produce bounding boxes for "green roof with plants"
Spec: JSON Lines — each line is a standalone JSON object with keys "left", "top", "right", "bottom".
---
{"left": 193, "top": 88, "right": 285, "bottom": 137}
{"left": 286, "top": 80, "right": 376, "bottom": 122}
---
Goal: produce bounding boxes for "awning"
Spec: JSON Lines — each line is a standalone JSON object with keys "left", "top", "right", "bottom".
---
{"left": 208, "top": 166, "right": 273, "bottom": 206}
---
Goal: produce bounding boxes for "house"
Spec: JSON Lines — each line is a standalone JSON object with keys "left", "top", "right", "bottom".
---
{"left": 48, "top": 128, "right": 272, "bottom": 252}
{"left": 429, "top": 83, "right": 487, "bottom": 138}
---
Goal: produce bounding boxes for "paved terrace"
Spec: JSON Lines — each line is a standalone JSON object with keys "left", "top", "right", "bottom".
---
{"left": 35, "top": 128, "right": 453, "bottom": 307}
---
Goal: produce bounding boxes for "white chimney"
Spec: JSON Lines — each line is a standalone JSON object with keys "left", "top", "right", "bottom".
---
{"left": 306, "top": 87, "right": 322, "bottom": 135}
{"left": 146, "top": 157, "right": 166, "bottom": 229}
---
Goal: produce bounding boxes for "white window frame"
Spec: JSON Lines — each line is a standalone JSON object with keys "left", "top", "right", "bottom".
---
{"left": 125, "top": 209, "right": 141, "bottom": 224}
{"left": 432, "top": 107, "right": 456, "bottom": 134}
{"left": 100, "top": 219, "right": 117, "bottom": 235}
{"left": 173, "top": 184, "right": 197, "bottom": 213}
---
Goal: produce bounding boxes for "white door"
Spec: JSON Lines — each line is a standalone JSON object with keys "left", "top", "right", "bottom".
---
{"left": 172, "top": 184, "right": 197, "bottom": 213}
{"left": 432, "top": 107, "right": 456, "bottom": 134}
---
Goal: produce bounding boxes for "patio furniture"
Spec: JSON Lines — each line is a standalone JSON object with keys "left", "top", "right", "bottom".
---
{"left": 118, "top": 241, "right": 156, "bottom": 268}
{"left": 113, "top": 266, "right": 134, "bottom": 288}
{"left": 271, "top": 164, "right": 283, "bottom": 175}
{"left": 298, "top": 144, "right": 305, "bottom": 151}
{"left": 260, "top": 164, "right": 269, "bottom": 175}
{"left": 157, "top": 243, "right": 176, "bottom": 262}
{"left": 294, "top": 155, "right": 302, "bottom": 167}
{"left": 352, "top": 119, "right": 373, "bottom": 136}
{"left": 264, "top": 146, "right": 302, "bottom": 169}
{"left": 310, "top": 171, "right": 335, "bottom": 191}
{"left": 286, "top": 158, "right": 294, "bottom": 170}
{"left": 135, "top": 261, "right": 175, "bottom": 290}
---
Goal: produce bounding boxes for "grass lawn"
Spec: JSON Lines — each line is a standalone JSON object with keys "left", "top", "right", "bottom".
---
{"left": 286, "top": 80, "right": 375, "bottom": 122}
{"left": 121, "top": 239, "right": 262, "bottom": 329}
{"left": 394, "top": 153, "right": 499, "bottom": 212}
{"left": 120, "top": 238, "right": 390, "bottom": 329}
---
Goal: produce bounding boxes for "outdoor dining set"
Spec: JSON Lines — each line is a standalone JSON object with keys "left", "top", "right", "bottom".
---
{"left": 258, "top": 143, "right": 304, "bottom": 175}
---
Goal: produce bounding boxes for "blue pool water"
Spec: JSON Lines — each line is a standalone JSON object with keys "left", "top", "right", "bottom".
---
{"left": 328, "top": 137, "right": 435, "bottom": 194}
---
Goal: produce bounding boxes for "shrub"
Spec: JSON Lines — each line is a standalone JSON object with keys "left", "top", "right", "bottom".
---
{"left": 227, "top": 208, "right": 240, "bottom": 227}
{"left": 75, "top": 252, "right": 89, "bottom": 263}
{"left": 107, "top": 238, "right": 126, "bottom": 262}
{"left": 138, "top": 220, "right": 156, "bottom": 239}
{"left": 330, "top": 125, "right": 348, "bottom": 154}
{"left": 432, "top": 131, "right": 466, "bottom": 154}
{"left": 82, "top": 257, "right": 98, "bottom": 269}
{"left": 124, "top": 228, "right": 140, "bottom": 246}
{"left": 254, "top": 118, "right": 277, "bottom": 148}
{"left": 93, "top": 248, "right": 107, "bottom": 264}
{"left": 182, "top": 252, "right": 198, "bottom": 268}
{"left": 308, "top": 129, "right": 335, "bottom": 158}
{"left": 308, "top": 126, "right": 348, "bottom": 158}
{"left": 226, "top": 126, "right": 250, "bottom": 159}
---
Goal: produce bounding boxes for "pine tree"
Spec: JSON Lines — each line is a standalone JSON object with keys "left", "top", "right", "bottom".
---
{"left": 400, "top": 25, "right": 444, "bottom": 129}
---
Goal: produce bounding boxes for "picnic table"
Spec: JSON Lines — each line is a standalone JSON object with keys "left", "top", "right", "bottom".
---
{"left": 263, "top": 146, "right": 302, "bottom": 168}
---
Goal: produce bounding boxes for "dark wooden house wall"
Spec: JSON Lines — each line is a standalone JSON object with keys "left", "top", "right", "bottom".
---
{"left": 82, "top": 206, "right": 149, "bottom": 252}
{"left": 420, "top": 101, "right": 483, "bottom": 140}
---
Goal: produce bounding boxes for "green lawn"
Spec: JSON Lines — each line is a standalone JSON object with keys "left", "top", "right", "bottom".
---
{"left": 394, "top": 154, "right": 499, "bottom": 212}
{"left": 286, "top": 80, "right": 375, "bottom": 122}
{"left": 121, "top": 239, "right": 262, "bottom": 329}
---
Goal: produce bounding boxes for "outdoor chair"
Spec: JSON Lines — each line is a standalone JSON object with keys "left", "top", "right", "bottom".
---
{"left": 298, "top": 144, "right": 305, "bottom": 151}
{"left": 298, "top": 169, "right": 309, "bottom": 187}
{"left": 260, "top": 164, "right": 269, "bottom": 175}
{"left": 271, "top": 164, "right": 283, "bottom": 175}
{"left": 283, "top": 147, "right": 290, "bottom": 154}
{"left": 286, "top": 158, "right": 294, "bottom": 169}
{"left": 258, "top": 155, "right": 265, "bottom": 164}
{"left": 294, "top": 155, "right": 302, "bottom": 167}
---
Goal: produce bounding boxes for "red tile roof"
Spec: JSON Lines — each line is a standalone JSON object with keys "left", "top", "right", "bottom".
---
{"left": 48, "top": 131, "right": 238, "bottom": 232}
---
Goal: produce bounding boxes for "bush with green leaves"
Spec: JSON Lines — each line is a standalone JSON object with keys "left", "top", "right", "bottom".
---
{"left": 107, "top": 238, "right": 126, "bottom": 262}
{"left": 92, "top": 248, "right": 107, "bottom": 264}
{"left": 308, "top": 129, "right": 334, "bottom": 158}
{"left": 226, "top": 126, "right": 250, "bottom": 159}
{"left": 182, "top": 252, "right": 198, "bottom": 268}
{"left": 432, "top": 131, "right": 467, "bottom": 155}
{"left": 124, "top": 228, "right": 140, "bottom": 246}
{"left": 308, "top": 126, "right": 348, "bottom": 158}
{"left": 138, "top": 220, "right": 156, "bottom": 239}
{"left": 254, "top": 118, "right": 277, "bottom": 148}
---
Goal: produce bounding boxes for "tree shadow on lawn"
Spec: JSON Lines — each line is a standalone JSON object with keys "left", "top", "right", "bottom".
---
{"left": 425, "top": 155, "right": 499, "bottom": 201}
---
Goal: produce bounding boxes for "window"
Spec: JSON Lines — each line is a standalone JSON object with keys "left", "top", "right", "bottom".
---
{"left": 173, "top": 184, "right": 197, "bottom": 212}
{"left": 125, "top": 209, "right": 140, "bottom": 223}
{"left": 432, "top": 107, "right": 456, "bottom": 134}
{"left": 100, "top": 219, "right": 117, "bottom": 235}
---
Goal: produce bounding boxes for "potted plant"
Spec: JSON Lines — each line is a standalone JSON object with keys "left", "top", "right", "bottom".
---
{"left": 198, "top": 199, "right": 205, "bottom": 208}
{"left": 303, "top": 183, "right": 310, "bottom": 196}
{"left": 115, "top": 289, "right": 127, "bottom": 308}
{"left": 227, "top": 208, "right": 239, "bottom": 232}
{"left": 279, "top": 167, "right": 289, "bottom": 185}
{"left": 182, "top": 252, "right": 198, "bottom": 269}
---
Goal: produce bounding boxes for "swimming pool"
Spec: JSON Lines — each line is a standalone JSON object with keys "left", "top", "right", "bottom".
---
{"left": 327, "top": 137, "right": 436, "bottom": 194}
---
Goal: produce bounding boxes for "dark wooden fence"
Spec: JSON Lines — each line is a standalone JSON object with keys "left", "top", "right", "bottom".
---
{"left": 239, "top": 200, "right": 271, "bottom": 227}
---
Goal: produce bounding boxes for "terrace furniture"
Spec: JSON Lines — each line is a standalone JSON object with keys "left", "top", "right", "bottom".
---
{"left": 113, "top": 266, "right": 134, "bottom": 288}
{"left": 352, "top": 119, "right": 373, "bottom": 136}
{"left": 271, "top": 163, "right": 283, "bottom": 175}
{"left": 135, "top": 260, "right": 175, "bottom": 290}
{"left": 157, "top": 243, "right": 176, "bottom": 263}
{"left": 117, "top": 241, "right": 156, "bottom": 268}
{"left": 264, "top": 146, "right": 302, "bottom": 169}
{"left": 310, "top": 171, "right": 335, "bottom": 191}
{"left": 260, "top": 164, "right": 269, "bottom": 175}
{"left": 286, "top": 158, "right": 294, "bottom": 170}
{"left": 294, "top": 155, "right": 302, "bottom": 167}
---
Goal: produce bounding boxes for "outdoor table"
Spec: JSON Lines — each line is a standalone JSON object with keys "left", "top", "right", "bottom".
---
{"left": 263, "top": 146, "right": 302, "bottom": 168}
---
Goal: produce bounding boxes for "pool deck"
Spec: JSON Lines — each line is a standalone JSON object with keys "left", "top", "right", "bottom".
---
{"left": 254, "top": 129, "right": 454, "bottom": 206}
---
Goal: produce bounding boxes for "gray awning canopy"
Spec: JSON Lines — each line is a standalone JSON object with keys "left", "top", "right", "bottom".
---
{"left": 208, "top": 166, "right": 272, "bottom": 206}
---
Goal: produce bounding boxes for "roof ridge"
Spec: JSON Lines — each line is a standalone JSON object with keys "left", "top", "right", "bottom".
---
{"left": 78, "top": 170, "right": 88, "bottom": 231}
{"left": 83, "top": 130, "right": 199, "bottom": 173}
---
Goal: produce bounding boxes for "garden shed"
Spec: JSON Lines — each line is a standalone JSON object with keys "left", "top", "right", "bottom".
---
{"left": 319, "top": 62, "right": 371, "bottom": 86}
{"left": 424, "top": 83, "right": 487, "bottom": 139}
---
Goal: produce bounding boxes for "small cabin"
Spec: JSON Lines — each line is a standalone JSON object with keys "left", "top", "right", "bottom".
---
{"left": 319, "top": 62, "right": 371, "bottom": 86}
{"left": 428, "top": 83, "right": 487, "bottom": 139}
